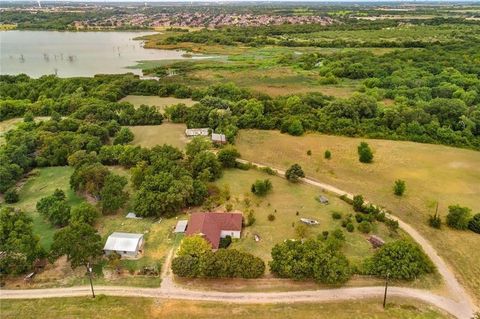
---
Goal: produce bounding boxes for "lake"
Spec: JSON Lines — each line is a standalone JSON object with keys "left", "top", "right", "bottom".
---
{"left": 0, "top": 31, "right": 189, "bottom": 78}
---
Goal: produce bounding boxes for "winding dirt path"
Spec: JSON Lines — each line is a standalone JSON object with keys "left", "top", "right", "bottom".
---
{"left": 1, "top": 160, "right": 477, "bottom": 318}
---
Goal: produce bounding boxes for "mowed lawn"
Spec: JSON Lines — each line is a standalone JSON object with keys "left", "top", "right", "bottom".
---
{"left": 0, "top": 297, "right": 452, "bottom": 319}
{"left": 120, "top": 95, "right": 197, "bottom": 112}
{"left": 214, "top": 169, "right": 400, "bottom": 267}
{"left": 10, "top": 166, "right": 85, "bottom": 249}
{"left": 129, "top": 123, "right": 188, "bottom": 150}
{"left": 235, "top": 129, "right": 480, "bottom": 302}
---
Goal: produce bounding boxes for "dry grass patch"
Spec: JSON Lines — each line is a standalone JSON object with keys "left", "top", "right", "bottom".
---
{"left": 235, "top": 129, "right": 480, "bottom": 303}
{"left": 129, "top": 123, "right": 188, "bottom": 150}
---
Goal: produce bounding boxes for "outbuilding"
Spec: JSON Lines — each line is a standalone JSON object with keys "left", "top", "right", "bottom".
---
{"left": 185, "top": 128, "right": 209, "bottom": 137}
{"left": 103, "top": 232, "right": 144, "bottom": 259}
{"left": 211, "top": 133, "right": 227, "bottom": 144}
{"left": 174, "top": 220, "right": 188, "bottom": 233}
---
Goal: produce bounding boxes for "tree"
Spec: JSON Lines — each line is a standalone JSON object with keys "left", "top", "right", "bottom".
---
{"left": 50, "top": 223, "right": 103, "bottom": 269}
{"left": 36, "top": 191, "right": 71, "bottom": 227}
{"left": 191, "top": 151, "right": 222, "bottom": 182}
{"left": 177, "top": 235, "right": 211, "bottom": 258}
{"left": 352, "top": 195, "right": 364, "bottom": 212}
{"left": 295, "top": 223, "right": 308, "bottom": 239}
{"left": 171, "top": 255, "right": 200, "bottom": 277}
{"left": 468, "top": 213, "right": 480, "bottom": 234}
{"left": 393, "top": 179, "right": 406, "bottom": 196}
{"left": 324, "top": 150, "right": 331, "bottom": 159}
{"left": 357, "top": 221, "right": 372, "bottom": 233}
{"left": 0, "top": 207, "right": 41, "bottom": 275}
{"left": 285, "top": 164, "right": 305, "bottom": 182}
{"left": 365, "top": 240, "right": 434, "bottom": 280}
{"left": 4, "top": 188, "right": 19, "bottom": 203}
{"left": 113, "top": 127, "right": 134, "bottom": 145}
{"left": 217, "top": 146, "right": 240, "bottom": 168}
{"left": 70, "top": 203, "right": 99, "bottom": 225}
{"left": 185, "top": 136, "right": 212, "bottom": 160}
{"left": 446, "top": 205, "right": 471, "bottom": 230}
{"left": 100, "top": 174, "right": 128, "bottom": 214}
{"left": 357, "top": 142, "right": 373, "bottom": 163}
{"left": 251, "top": 179, "right": 273, "bottom": 196}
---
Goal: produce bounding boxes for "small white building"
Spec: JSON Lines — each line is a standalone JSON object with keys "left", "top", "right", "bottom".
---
{"left": 174, "top": 220, "right": 188, "bottom": 233}
{"left": 185, "top": 128, "right": 209, "bottom": 137}
{"left": 103, "top": 232, "right": 144, "bottom": 259}
{"left": 211, "top": 133, "right": 227, "bottom": 144}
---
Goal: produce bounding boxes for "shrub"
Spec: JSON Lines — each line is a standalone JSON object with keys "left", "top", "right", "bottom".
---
{"left": 219, "top": 235, "right": 232, "bottom": 249}
{"left": 324, "top": 150, "right": 331, "bottom": 159}
{"left": 331, "top": 211, "right": 342, "bottom": 220}
{"left": 217, "top": 146, "right": 240, "bottom": 168}
{"left": 428, "top": 212, "right": 442, "bottom": 229}
{"left": 113, "top": 127, "right": 134, "bottom": 145}
{"left": 365, "top": 240, "right": 434, "bottom": 280}
{"left": 358, "top": 221, "right": 372, "bottom": 233}
{"left": 307, "top": 150, "right": 312, "bottom": 156}
{"left": 393, "top": 179, "right": 406, "bottom": 196}
{"left": 245, "top": 210, "right": 256, "bottom": 226}
{"left": 4, "top": 188, "right": 19, "bottom": 203}
{"left": 260, "top": 166, "right": 276, "bottom": 175}
{"left": 468, "top": 214, "right": 480, "bottom": 234}
{"left": 268, "top": 214, "right": 276, "bottom": 221}
{"left": 352, "top": 195, "right": 364, "bottom": 212}
{"left": 285, "top": 164, "right": 305, "bottom": 182}
{"left": 446, "top": 205, "right": 471, "bottom": 230}
{"left": 346, "top": 223, "right": 354, "bottom": 232}
{"left": 385, "top": 218, "right": 399, "bottom": 233}
{"left": 251, "top": 179, "right": 273, "bottom": 196}
{"left": 357, "top": 142, "right": 373, "bottom": 163}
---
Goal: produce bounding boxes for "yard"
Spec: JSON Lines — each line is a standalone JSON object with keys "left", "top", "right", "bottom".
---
{"left": 120, "top": 95, "right": 197, "bottom": 113}
{"left": 235, "top": 129, "right": 480, "bottom": 302}
{"left": 0, "top": 296, "right": 452, "bottom": 319}
{"left": 129, "top": 123, "right": 188, "bottom": 150}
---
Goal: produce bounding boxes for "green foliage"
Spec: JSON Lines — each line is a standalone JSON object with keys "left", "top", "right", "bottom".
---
{"left": 295, "top": 223, "right": 308, "bottom": 238}
{"left": 331, "top": 211, "right": 342, "bottom": 220}
{"left": 251, "top": 179, "right": 273, "bottom": 196}
{"left": 346, "top": 223, "right": 354, "bottom": 232}
{"left": 268, "top": 213, "right": 276, "bottom": 221}
{"left": 358, "top": 142, "right": 373, "bottom": 163}
{"left": 428, "top": 212, "right": 442, "bottom": 229}
{"left": 245, "top": 210, "right": 256, "bottom": 226}
{"left": 219, "top": 235, "right": 232, "bottom": 249}
{"left": 393, "top": 179, "right": 406, "bottom": 196}
{"left": 70, "top": 203, "right": 99, "bottom": 226}
{"left": 185, "top": 136, "right": 212, "bottom": 159}
{"left": 36, "top": 189, "right": 71, "bottom": 227}
{"left": 352, "top": 195, "right": 365, "bottom": 212}
{"left": 364, "top": 240, "right": 434, "bottom": 280}
{"left": 217, "top": 146, "right": 240, "bottom": 168}
{"left": 324, "top": 150, "right": 331, "bottom": 159}
{"left": 4, "top": 188, "right": 19, "bottom": 203}
{"left": 0, "top": 207, "right": 42, "bottom": 275}
{"left": 357, "top": 221, "right": 372, "bottom": 233}
{"left": 51, "top": 223, "right": 103, "bottom": 269}
{"left": 306, "top": 150, "right": 312, "bottom": 156}
{"left": 269, "top": 238, "right": 351, "bottom": 284}
{"left": 191, "top": 151, "right": 222, "bottom": 182}
{"left": 177, "top": 235, "right": 211, "bottom": 258}
{"left": 113, "top": 127, "right": 134, "bottom": 145}
{"left": 285, "top": 163, "right": 305, "bottom": 182}
{"left": 446, "top": 205, "right": 471, "bottom": 230}
{"left": 468, "top": 213, "right": 480, "bottom": 234}
{"left": 100, "top": 174, "right": 128, "bottom": 214}
{"left": 171, "top": 255, "right": 200, "bottom": 277}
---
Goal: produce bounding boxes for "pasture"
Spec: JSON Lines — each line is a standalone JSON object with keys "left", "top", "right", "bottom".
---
{"left": 235, "top": 129, "right": 480, "bottom": 302}
{"left": 120, "top": 95, "right": 197, "bottom": 112}
{"left": 0, "top": 297, "right": 451, "bottom": 319}
{"left": 129, "top": 123, "right": 188, "bottom": 149}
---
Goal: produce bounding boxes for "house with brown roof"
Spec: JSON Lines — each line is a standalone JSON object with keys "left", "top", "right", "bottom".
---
{"left": 185, "top": 212, "right": 242, "bottom": 250}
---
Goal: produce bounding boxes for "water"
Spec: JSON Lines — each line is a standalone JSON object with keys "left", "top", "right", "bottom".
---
{"left": 0, "top": 31, "right": 188, "bottom": 78}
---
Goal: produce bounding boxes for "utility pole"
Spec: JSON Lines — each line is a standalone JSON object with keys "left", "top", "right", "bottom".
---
{"left": 87, "top": 262, "right": 95, "bottom": 298}
{"left": 383, "top": 272, "right": 389, "bottom": 309}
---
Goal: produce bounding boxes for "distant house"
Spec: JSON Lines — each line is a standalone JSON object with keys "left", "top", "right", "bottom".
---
{"left": 185, "top": 212, "right": 242, "bottom": 250}
{"left": 103, "top": 232, "right": 144, "bottom": 259}
{"left": 185, "top": 128, "right": 209, "bottom": 137}
{"left": 211, "top": 133, "right": 227, "bottom": 144}
{"left": 174, "top": 220, "right": 188, "bottom": 233}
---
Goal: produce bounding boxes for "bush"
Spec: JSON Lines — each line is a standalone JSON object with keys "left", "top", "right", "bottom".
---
{"left": 307, "top": 150, "right": 312, "bottom": 156}
{"left": 385, "top": 218, "right": 399, "bottom": 233}
{"left": 365, "top": 240, "right": 434, "bottom": 280}
{"left": 4, "top": 188, "right": 19, "bottom": 203}
{"left": 358, "top": 221, "right": 372, "bottom": 233}
{"left": 352, "top": 195, "right": 364, "bottom": 212}
{"left": 428, "top": 212, "right": 442, "bottom": 229}
{"left": 331, "top": 211, "right": 342, "bottom": 220}
{"left": 357, "top": 142, "right": 373, "bottom": 163}
{"left": 468, "top": 214, "right": 480, "bottom": 234}
{"left": 346, "top": 223, "right": 354, "bottom": 232}
{"left": 113, "top": 127, "right": 134, "bottom": 145}
{"left": 446, "top": 205, "right": 471, "bottom": 230}
{"left": 268, "top": 214, "right": 276, "bottom": 221}
{"left": 251, "top": 179, "right": 273, "bottom": 196}
{"left": 324, "top": 150, "right": 331, "bottom": 159}
{"left": 245, "top": 210, "right": 256, "bottom": 226}
{"left": 393, "top": 179, "right": 406, "bottom": 196}
{"left": 217, "top": 146, "right": 240, "bottom": 168}
{"left": 219, "top": 235, "right": 232, "bottom": 248}
{"left": 260, "top": 166, "right": 276, "bottom": 175}
{"left": 285, "top": 164, "right": 305, "bottom": 182}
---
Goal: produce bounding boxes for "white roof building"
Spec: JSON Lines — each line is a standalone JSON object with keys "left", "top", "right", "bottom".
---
{"left": 103, "top": 232, "right": 144, "bottom": 259}
{"left": 185, "top": 128, "right": 209, "bottom": 137}
{"left": 174, "top": 220, "right": 188, "bottom": 233}
{"left": 211, "top": 133, "right": 227, "bottom": 144}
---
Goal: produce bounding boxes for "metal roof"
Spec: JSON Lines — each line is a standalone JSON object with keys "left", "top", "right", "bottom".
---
{"left": 174, "top": 220, "right": 188, "bottom": 233}
{"left": 103, "top": 232, "right": 143, "bottom": 252}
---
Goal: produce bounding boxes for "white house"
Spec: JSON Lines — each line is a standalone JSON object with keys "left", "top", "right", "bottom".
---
{"left": 185, "top": 128, "right": 209, "bottom": 137}
{"left": 103, "top": 232, "right": 144, "bottom": 259}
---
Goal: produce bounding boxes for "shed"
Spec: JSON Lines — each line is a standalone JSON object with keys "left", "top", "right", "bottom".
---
{"left": 103, "top": 232, "right": 144, "bottom": 259}
{"left": 300, "top": 218, "right": 319, "bottom": 225}
{"left": 185, "top": 128, "right": 209, "bottom": 137}
{"left": 368, "top": 235, "right": 385, "bottom": 248}
{"left": 316, "top": 195, "right": 329, "bottom": 204}
{"left": 211, "top": 133, "right": 227, "bottom": 144}
{"left": 174, "top": 220, "right": 188, "bottom": 233}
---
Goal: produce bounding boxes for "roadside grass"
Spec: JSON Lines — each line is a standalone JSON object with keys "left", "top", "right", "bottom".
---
{"left": 235, "top": 129, "right": 480, "bottom": 302}
{"left": 0, "top": 297, "right": 452, "bottom": 319}
{"left": 119, "top": 95, "right": 197, "bottom": 112}
{"left": 129, "top": 123, "right": 188, "bottom": 150}
{"left": 10, "top": 166, "right": 84, "bottom": 250}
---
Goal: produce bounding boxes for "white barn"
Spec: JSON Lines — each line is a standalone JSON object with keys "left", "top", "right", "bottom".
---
{"left": 103, "top": 232, "right": 144, "bottom": 259}
{"left": 185, "top": 128, "right": 209, "bottom": 137}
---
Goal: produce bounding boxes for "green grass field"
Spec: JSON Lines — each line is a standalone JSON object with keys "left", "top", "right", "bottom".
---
{"left": 0, "top": 297, "right": 452, "bottom": 319}
{"left": 235, "top": 129, "right": 480, "bottom": 302}
{"left": 129, "top": 123, "right": 188, "bottom": 150}
{"left": 120, "top": 95, "right": 197, "bottom": 112}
